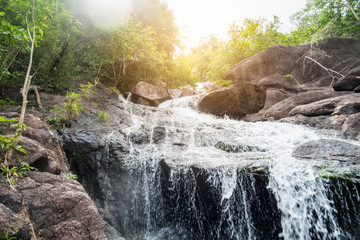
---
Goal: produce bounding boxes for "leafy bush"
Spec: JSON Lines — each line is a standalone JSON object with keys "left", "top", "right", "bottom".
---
{"left": 63, "top": 172, "right": 78, "bottom": 180}
{"left": 51, "top": 91, "right": 83, "bottom": 121}
{"left": 0, "top": 98, "right": 16, "bottom": 110}
{"left": 0, "top": 117, "right": 35, "bottom": 187}
{"left": 80, "top": 82, "right": 95, "bottom": 98}
{"left": 98, "top": 110, "right": 107, "bottom": 121}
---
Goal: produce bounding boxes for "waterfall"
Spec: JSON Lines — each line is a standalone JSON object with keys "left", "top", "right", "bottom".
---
{"left": 107, "top": 96, "right": 360, "bottom": 239}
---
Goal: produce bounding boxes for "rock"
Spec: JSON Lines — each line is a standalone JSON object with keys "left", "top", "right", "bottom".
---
{"left": 220, "top": 38, "right": 360, "bottom": 135}
{"left": 262, "top": 89, "right": 293, "bottom": 111}
{"left": 258, "top": 73, "right": 301, "bottom": 91}
{"left": 210, "top": 85, "right": 222, "bottom": 92}
{"left": 0, "top": 113, "right": 68, "bottom": 174}
{"left": 131, "top": 81, "right": 171, "bottom": 106}
{"left": 0, "top": 203, "right": 31, "bottom": 239}
{"left": 0, "top": 172, "right": 107, "bottom": 240}
{"left": 215, "top": 142, "right": 266, "bottom": 153}
{"left": 355, "top": 85, "right": 360, "bottom": 93}
{"left": 152, "top": 126, "right": 166, "bottom": 143}
{"left": 333, "top": 76, "right": 360, "bottom": 91}
{"left": 168, "top": 89, "right": 182, "bottom": 99}
{"left": 260, "top": 90, "right": 345, "bottom": 120}
{"left": 292, "top": 139, "right": 360, "bottom": 164}
{"left": 198, "top": 84, "right": 266, "bottom": 119}
{"left": 179, "top": 89, "right": 196, "bottom": 98}
{"left": 289, "top": 94, "right": 360, "bottom": 117}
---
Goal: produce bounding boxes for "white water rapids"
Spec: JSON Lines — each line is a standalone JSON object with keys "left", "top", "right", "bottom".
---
{"left": 115, "top": 94, "right": 359, "bottom": 240}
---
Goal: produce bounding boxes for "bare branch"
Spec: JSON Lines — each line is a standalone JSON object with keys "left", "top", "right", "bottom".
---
{"left": 304, "top": 56, "right": 345, "bottom": 89}
{"left": 341, "top": 2, "right": 360, "bottom": 22}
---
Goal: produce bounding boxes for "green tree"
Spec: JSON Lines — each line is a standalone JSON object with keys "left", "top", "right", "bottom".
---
{"left": 132, "top": 0, "right": 179, "bottom": 57}
{"left": 165, "top": 56, "right": 197, "bottom": 89}
{"left": 99, "top": 19, "right": 165, "bottom": 91}
{"left": 187, "top": 17, "right": 288, "bottom": 86}
{"left": 291, "top": 0, "right": 360, "bottom": 43}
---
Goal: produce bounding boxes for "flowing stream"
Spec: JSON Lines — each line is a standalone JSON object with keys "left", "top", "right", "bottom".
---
{"left": 114, "top": 95, "right": 360, "bottom": 240}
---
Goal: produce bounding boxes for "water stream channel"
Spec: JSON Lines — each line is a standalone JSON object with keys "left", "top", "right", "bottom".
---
{"left": 106, "top": 95, "right": 359, "bottom": 240}
{"left": 64, "top": 95, "right": 360, "bottom": 240}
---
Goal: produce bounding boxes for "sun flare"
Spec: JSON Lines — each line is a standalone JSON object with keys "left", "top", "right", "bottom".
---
{"left": 165, "top": 0, "right": 307, "bottom": 48}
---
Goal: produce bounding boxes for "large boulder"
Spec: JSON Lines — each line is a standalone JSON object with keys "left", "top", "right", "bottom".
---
{"left": 213, "top": 38, "right": 360, "bottom": 138}
{"left": 0, "top": 113, "right": 68, "bottom": 174}
{"left": 289, "top": 93, "right": 360, "bottom": 117}
{"left": 292, "top": 139, "right": 360, "bottom": 164}
{"left": 179, "top": 89, "right": 196, "bottom": 98}
{"left": 0, "top": 112, "right": 108, "bottom": 239}
{"left": 333, "top": 75, "right": 360, "bottom": 91}
{"left": 198, "top": 84, "right": 266, "bottom": 119}
{"left": 168, "top": 89, "right": 183, "bottom": 99}
{"left": 131, "top": 81, "right": 171, "bottom": 106}
{"left": 224, "top": 38, "right": 360, "bottom": 87}
{"left": 0, "top": 172, "right": 107, "bottom": 240}
{"left": 244, "top": 90, "right": 346, "bottom": 120}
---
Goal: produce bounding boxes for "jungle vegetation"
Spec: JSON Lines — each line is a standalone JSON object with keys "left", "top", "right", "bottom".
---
{"left": 0, "top": 0, "right": 359, "bottom": 94}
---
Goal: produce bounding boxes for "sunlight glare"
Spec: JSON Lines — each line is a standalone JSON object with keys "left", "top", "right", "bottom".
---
{"left": 85, "top": 0, "right": 132, "bottom": 28}
{"left": 165, "top": 0, "right": 307, "bottom": 49}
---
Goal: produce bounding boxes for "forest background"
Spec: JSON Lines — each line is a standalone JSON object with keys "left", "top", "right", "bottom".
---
{"left": 0, "top": 0, "right": 359, "bottom": 95}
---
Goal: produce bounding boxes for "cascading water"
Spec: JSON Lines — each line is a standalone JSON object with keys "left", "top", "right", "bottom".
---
{"left": 111, "top": 95, "right": 360, "bottom": 240}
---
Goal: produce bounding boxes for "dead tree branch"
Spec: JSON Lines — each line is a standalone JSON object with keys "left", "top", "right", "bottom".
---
{"left": 304, "top": 56, "right": 345, "bottom": 89}
{"left": 341, "top": 3, "right": 360, "bottom": 22}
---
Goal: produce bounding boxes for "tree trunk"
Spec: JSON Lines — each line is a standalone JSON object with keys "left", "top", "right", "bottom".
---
{"left": 5, "top": 0, "right": 36, "bottom": 166}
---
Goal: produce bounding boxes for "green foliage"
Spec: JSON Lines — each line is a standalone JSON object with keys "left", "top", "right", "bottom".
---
{"left": 285, "top": 74, "right": 302, "bottom": 87}
{"left": 0, "top": 160, "right": 36, "bottom": 187}
{"left": 45, "top": 116, "right": 70, "bottom": 130}
{"left": 0, "top": 117, "right": 36, "bottom": 187}
{"left": 98, "top": 19, "right": 167, "bottom": 91}
{"left": 80, "top": 82, "right": 95, "bottom": 98}
{"left": 50, "top": 91, "right": 83, "bottom": 122}
{"left": 0, "top": 98, "right": 16, "bottom": 110}
{"left": 64, "top": 91, "right": 83, "bottom": 119}
{"left": 187, "top": 17, "right": 288, "bottom": 85}
{"left": 0, "top": 117, "right": 27, "bottom": 157}
{"left": 63, "top": 172, "right": 77, "bottom": 180}
{"left": 0, "top": 230, "right": 16, "bottom": 240}
{"left": 291, "top": 0, "right": 360, "bottom": 43}
{"left": 165, "top": 56, "right": 197, "bottom": 89}
{"left": 98, "top": 110, "right": 107, "bottom": 121}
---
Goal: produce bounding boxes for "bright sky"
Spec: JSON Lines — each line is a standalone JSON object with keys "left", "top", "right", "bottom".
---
{"left": 164, "top": 0, "right": 307, "bottom": 49}
{"left": 84, "top": 0, "right": 307, "bottom": 49}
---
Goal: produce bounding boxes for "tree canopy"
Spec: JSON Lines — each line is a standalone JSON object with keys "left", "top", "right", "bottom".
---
{"left": 0, "top": 0, "right": 359, "bottom": 95}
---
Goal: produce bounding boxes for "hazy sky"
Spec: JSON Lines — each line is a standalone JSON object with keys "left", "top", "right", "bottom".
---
{"left": 84, "top": 0, "right": 308, "bottom": 49}
{"left": 164, "top": 0, "right": 307, "bottom": 48}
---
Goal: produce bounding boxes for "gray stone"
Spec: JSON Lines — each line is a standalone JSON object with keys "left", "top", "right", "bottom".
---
{"left": 292, "top": 139, "right": 360, "bottom": 164}
{"left": 198, "top": 84, "right": 266, "bottom": 119}
{"left": 333, "top": 76, "right": 360, "bottom": 91}
{"left": 131, "top": 81, "right": 171, "bottom": 106}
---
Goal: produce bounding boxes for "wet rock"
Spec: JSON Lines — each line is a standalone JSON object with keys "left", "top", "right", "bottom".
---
{"left": 131, "top": 81, "right": 171, "bottom": 106}
{"left": 168, "top": 89, "right": 182, "bottom": 99}
{"left": 179, "top": 89, "right": 196, "bottom": 98}
{"left": 289, "top": 93, "right": 360, "bottom": 117}
{"left": 198, "top": 84, "right": 266, "bottom": 119}
{"left": 292, "top": 139, "right": 360, "bottom": 164}
{"left": 257, "top": 90, "right": 345, "bottom": 120}
{"left": 215, "top": 142, "right": 266, "bottom": 153}
{"left": 0, "top": 172, "right": 107, "bottom": 240}
{"left": 355, "top": 85, "right": 360, "bottom": 93}
{"left": 152, "top": 126, "right": 166, "bottom": 143}
{"left": 333, "top": 76, "right": 360, "bottom": 91}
